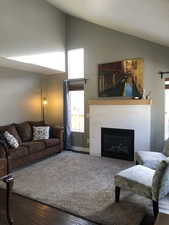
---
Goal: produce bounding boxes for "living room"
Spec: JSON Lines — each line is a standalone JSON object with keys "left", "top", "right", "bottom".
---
{"left": 0, "top": 0, "right": 169, "bottom": 225}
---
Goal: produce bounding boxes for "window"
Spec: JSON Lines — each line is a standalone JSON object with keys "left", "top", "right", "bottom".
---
{"left": 68, "top": 48, "right": 85, "bottom": 133}
{"left": 68, "top": 48, "right": 84, "bottom": 79}
{"left": 70, "top": 90, "right": 84, "bottom": 132}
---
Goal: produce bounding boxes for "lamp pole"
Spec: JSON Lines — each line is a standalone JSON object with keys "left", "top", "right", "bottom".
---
{"left": 42, "top": 97, "right": 47, "bottom": 122}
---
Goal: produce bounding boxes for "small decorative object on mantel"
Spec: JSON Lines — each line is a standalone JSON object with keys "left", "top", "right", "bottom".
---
{"left": 132, "top": 96, "right": 140, "bottom": 100}
{"left": 98, "top": 58, "right": 144, "bottom": 98}
{"left": 158, "top": 71, "right": 169, "bottom": 79}
{"left": 146, "top": 91, "right": 151, "bottom": 100}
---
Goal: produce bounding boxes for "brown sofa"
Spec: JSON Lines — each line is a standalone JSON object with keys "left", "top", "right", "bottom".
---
{"left": 0, "top": 121, "right": 64, "bottom": 173}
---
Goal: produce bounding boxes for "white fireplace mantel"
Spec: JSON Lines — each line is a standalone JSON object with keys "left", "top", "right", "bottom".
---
{"left": 89, "top": 99, "right": 151, "bottom": 157}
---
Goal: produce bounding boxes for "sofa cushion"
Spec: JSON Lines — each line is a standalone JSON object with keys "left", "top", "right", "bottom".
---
{"left": 40, "top": 138, "right": 60, "bottom": 148}
{"left": 16, "top": 122, "right": 32, "bottom": 142}
{"left": 135, "top": 151, "right": 167, "bottom": 169}
{"left": 8, "top": 146, "right": 29, "bottom": 159}
{"left": 23, "top": 141, "right": 45, "bottom": 154}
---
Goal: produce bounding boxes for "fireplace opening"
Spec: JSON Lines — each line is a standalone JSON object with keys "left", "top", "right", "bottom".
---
{"left": 101, "top": 128, "right": 134, "bottom": 161}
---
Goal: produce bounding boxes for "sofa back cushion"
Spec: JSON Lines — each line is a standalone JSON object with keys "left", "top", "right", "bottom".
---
{"left": 29, "top": 121, "right": 45, "bottom": 127}
{"left": 163, "top": 138, "right": 169, "bottom": 157}
{"left": 16, "top": 122, "right": 32, "bottom": 142}
{"left": 0, "top": 125, "right": 22, "bottom": 145}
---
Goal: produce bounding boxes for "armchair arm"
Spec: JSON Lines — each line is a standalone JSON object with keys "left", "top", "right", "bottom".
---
{"left": 52, "top": 127, "right": 64, "bottom": 151}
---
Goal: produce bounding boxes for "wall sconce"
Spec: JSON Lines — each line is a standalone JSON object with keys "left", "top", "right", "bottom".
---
{"left": 42, "top": 97, "right": 48, "bottom": 122}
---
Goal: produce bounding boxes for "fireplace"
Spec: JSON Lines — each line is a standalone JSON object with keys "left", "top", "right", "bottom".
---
{"left": 101, "top": 128, "right": 134, "bottom": 161}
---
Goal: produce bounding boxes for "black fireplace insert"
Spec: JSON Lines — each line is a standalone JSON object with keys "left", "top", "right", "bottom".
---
{"left": 101, "top": 128, "right": 134, "bottom": 161}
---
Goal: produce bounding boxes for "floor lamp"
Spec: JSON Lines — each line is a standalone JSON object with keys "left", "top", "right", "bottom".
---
{"left": 42, "top": 97, "right": 47, "bottom": 122}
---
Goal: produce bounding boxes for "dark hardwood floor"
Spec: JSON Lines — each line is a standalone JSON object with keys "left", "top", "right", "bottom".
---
{"left": 0, "top": 189, "right": 97, "bottom": 225}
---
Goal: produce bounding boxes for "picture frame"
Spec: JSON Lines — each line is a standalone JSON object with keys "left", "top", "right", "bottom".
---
{"left": 98, "top": 58, "right": 144, "bottom": 98}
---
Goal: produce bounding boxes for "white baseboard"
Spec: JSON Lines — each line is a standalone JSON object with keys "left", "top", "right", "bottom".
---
{"left": 71, "top": 146, "right": 89, "bottom": 153}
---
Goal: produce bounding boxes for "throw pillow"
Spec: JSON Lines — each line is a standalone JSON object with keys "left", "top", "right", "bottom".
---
{"left": 30, "top": 121, "right": 52, "bottom": 138}
{"left": 33, "top": 126, "right": 50, "bottom": 140}
{"left": 7, "top": 125, "right": 22, "bottom": 144}
{"left": 4, "top": 131, "right": 19, "bottom": 149}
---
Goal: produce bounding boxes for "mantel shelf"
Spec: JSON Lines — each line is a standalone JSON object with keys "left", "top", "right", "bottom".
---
{"left": 88, "top": 99, "right": 152, "bottom": 105}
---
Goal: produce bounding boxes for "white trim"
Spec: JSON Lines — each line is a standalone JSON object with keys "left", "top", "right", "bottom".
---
{"left": 71, "top": 146, "right": 89, "bottom": 152}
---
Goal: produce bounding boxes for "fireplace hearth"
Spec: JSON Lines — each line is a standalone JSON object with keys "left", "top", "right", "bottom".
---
{"left": 101, "top": 128, "right": 134, "bottom": 161}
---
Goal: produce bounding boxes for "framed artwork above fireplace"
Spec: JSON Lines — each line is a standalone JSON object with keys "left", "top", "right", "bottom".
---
{"left": 98, "top": 58, "right": 144, "bottom": 98}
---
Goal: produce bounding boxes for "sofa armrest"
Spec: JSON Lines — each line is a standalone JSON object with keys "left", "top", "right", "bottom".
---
{"left": 0, "top": 158, "right": 7, "bottom": 177}
{"left": 0, "top": 142, "right": 12, "bottom": 174}
{"left": 52, "top": 127, "right": 64, "bottom": 151}
{"left": 0, "top": 144, "right": 7, "bottom": 158}
{"left": 0, "top": 142, "right": 9, "bottom": 176}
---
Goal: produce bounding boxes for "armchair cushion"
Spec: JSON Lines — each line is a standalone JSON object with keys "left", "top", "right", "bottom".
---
{"left": 152, "top": 158, "right": 169, "bottom": 201}
{"left": 115, "top": 165, "right": 155, "bottom": 199}
{"left": 135, "top": 151, "right": 166, "bottom": 169}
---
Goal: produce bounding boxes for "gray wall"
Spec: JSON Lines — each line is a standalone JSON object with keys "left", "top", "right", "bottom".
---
{"left": 0, "top": 67, "right": 42, "bottom": 125}
{"left": 66, "top": 16, "right": 169, "bottom": 151}
{"left": 0, "top": 0, "right": 66, "bottom": 125}
{"left": 42, "top": 74, "right": 66, "bottom": 126}
{"left": 0, "top": 0, "right": 65, "bottom": 57}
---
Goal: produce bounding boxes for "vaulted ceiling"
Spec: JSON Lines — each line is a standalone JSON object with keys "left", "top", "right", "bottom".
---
{"left": 46, "top": 0, "right": 169, "bottom": 48}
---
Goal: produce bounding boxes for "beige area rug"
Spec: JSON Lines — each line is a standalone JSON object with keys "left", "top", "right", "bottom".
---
{"left": 11, "top": 152, "right": 153, "bottom": 225}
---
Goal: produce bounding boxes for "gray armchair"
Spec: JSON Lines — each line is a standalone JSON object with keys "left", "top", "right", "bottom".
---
{"left": 114, "top": 158, "right": 169, "bottom": 218}
{"left": 135, "top": 138, "right": 169, "bottom": 169}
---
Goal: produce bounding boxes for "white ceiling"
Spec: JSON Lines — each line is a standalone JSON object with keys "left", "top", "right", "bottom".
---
{"left": 46, "top": 0, "right": 169, "bottom": 48}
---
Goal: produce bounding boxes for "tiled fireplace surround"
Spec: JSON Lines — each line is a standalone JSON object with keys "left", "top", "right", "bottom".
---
{"left": 89, "top": 100, "right": 151, "bottom": 158}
